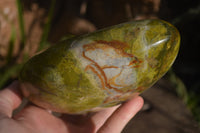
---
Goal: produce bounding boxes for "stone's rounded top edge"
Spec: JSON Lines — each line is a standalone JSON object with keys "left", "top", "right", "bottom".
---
{"left": 133, "top": 19, "right": 180, "bottom": 31}
{"left": 156, "top": 19, "right": 180, "bottom": 36}
{"left": 160, "top": 19, "right": 181, "bottom": 48}
{"left": 78, "top": 19, "right": 180, "bottom": 37}
{"left": 147, "top": 19, "right": 181, "bottom": 44}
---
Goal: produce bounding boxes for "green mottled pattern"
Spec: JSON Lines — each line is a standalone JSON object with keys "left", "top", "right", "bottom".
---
{"left": 20, "top": 39, "right": 106, "bottom": 113}
{"left": 20, "top": 19, "right": 180, "bottom": 114}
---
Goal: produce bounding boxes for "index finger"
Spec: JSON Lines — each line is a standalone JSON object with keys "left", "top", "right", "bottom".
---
{"left": 0, "top": 81, "right": 22, "bottom": 118}
{"left": 97, "top": 96, "right": 144, "bottom": 133}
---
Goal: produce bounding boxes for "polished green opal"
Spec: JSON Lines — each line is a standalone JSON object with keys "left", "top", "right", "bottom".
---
{"left": 19, "top": 19, "right": 180, "bottom": 114}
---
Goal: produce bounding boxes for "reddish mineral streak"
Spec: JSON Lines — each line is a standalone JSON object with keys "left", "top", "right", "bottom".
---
{"left": 101, "top": 66, "right": 119, "bottom": 69}
{"left": 108, "top": 69, "right": 125, "bottom": 88}
{"left": 95, "top": 40, "right": 128, "bottom": 50}
{"left": 103, "top": 95, "right": 121, "bottom": 104}
{"left": 83, "top": 52, "right": 109, "bottom": 88}
{"left": 82, "top": 40, "right": 142, "bottom": 94}
{"left": 82, "top": 46, "right": 121, "bottom": 92}
{"left": 103, "top": 86, "right": 140, "bottom": 104}
{"left": 102, "top": 93, "right": 133, "bottom": 104}
{"left": 85, "top": 65, "right": 107, "bottom": 90}
{"left": 83, "top": 51, "right": 122, "bottom": 93}
{"left": 135, "top": 86, "right": 145, "bottom": 92}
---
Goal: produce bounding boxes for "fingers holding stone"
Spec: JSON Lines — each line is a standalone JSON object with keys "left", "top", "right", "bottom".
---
{"left": 0, "top": 81, "right": 22, "bottom": 118}
{"left": 97, "top": 96, "right": 144, "bottom": 133}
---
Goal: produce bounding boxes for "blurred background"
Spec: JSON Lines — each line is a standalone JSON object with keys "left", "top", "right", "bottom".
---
{"left": 0, "top": 0, "right": 200, "bottom": 132}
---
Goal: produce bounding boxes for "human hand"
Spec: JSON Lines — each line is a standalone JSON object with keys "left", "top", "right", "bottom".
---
{"left": 0, "top": 81, "right": 143, "bottom": 133}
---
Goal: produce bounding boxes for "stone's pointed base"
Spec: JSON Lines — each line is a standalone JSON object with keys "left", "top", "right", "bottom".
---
{"left": 19, "top": 19, "right": 180, "bottom": 114}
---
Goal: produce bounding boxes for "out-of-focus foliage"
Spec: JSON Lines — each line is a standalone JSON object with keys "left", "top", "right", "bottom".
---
{"left": 166, "top": 69, "right": 200, "bottom": 124}
{"left": 0, "top": 0, "right": 54, "bottom": 89}
{"left": 168, "top": 2, "right": 200, "bottom": 124}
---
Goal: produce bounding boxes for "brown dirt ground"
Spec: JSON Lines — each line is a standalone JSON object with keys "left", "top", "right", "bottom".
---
{"left": 123, "top": 79, "right": 200, "bottom": 133}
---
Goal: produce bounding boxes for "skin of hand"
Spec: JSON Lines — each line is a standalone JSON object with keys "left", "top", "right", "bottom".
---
{"left": 0, "top": 81, "right": 144, "bottom": 133}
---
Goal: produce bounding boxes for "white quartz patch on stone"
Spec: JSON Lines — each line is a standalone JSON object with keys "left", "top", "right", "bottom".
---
{"left": 71, "top": 39, "right": 137, "bottom": 93}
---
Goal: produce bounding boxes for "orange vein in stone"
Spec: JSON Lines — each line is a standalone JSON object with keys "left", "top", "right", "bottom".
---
{"left": 82, "top": 51, "right": 124, "bottom": 93}
{"left": 85, "top": 65, "right": 106, "bottom": 89}
{"left": 102, "top": 66, "right": 119, "bottom": 69}
{"left": 108, "top": 68, "right": 125, "bottom": 88}
{"left": 82, "top": 52, "right": 108, "bottom": 88}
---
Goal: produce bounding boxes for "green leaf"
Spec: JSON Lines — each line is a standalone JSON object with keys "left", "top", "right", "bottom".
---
{"left": 38, "top": 0, "right": 56, "bottom": 51}
{"left": 0, "top": 64, "right": 22, "bottom": 89}
{"left": 6, "top": 26, "right": 16, "bottom": 64}
{"left": 16, "top": 0, "right": 26, "bottom": 49}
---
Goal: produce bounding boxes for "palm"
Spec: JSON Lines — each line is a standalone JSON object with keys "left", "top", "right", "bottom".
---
{"left": 0, "top": 82, "right": 143, "bottom": 133}
{"left": 11, "top": 105, "right": 119, "bottom": 133}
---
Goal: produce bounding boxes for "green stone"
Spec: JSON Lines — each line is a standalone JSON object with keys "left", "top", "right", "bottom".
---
{"left": 19, "top": 19, "right": 180, "bottom": 114}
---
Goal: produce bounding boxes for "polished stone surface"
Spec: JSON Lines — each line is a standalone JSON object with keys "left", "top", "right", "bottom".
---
{"left": 20, "top": 19, "right": 180, "bottom": 114}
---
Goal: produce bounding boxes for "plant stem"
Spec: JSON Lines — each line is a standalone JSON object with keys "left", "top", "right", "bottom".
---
{"left": 16, "top": 0, "right": 26, "bottom": 49}
{"left": 0, "top": 64, "right": 22, "bottom": 89}
{"left": 6, "top": 27, "right": 16, "bottom": 65}
{"left": 38, "top": 0, "right": 56, "bottom": 51}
